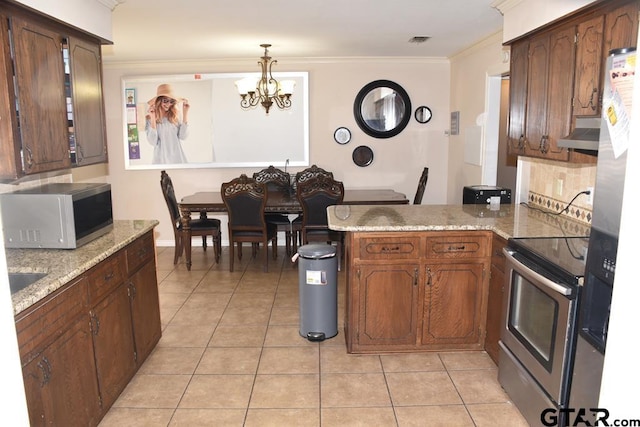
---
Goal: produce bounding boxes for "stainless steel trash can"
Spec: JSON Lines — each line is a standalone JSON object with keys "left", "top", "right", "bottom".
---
{"left": 297, "top": 244, "right": 338, "bottom": 341}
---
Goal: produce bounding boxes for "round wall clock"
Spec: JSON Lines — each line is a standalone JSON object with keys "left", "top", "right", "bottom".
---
{"left": 334, "top": 127, "right": 351, "bottom": 144}
{"left": 415, "top": 106, "right": 432, "bottom": 124}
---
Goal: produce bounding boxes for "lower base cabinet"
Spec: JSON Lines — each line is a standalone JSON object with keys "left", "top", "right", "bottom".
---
{"left": 484, "top": 234, "right": 507, "bottom": 364}
{"left": 22, "top": 316, "right": 102, "bottom": 427}
{"left": 15, "top": 230, "right": 161, "bottom": 426}
{"left": 345, "top": 231, "right": 491, "bottom": 353}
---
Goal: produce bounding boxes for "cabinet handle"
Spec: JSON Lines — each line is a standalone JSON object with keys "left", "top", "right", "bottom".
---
{"left": 37, "top": 356, "right": 51, "bottom": 387}
{"left": 90, "top": 311, "right": 100, "bottom": 335}
{"left": 24, "top": 146, "right": 34, "bottom": 170}
{"left": 104, "top": 271, "right": 115, "bottom": 281}
{"left": 518, "top": 134, "right": 525, "bottom": 149}
{"left": 448, "top": 245, "right": 466, "bottom": 251}
{"left": 588, "top": 87, "right": 598, "bottom": 111}
{"left": 128, "top": 282, "right": 137, "bottom": 299}
{"left": 381, "top": 246, "right": 400, "bottom": 252}
{"left": 426, "top": 267, "right": 432, "bottom": 286}
{"left": 76, "top": 142, "right": 84, "bottom": 164}
{"left": 540, "top": 135, "right": 549, "bottom": 154}
{"left": 413, "top": 268, "right": 418, "bottom": 286}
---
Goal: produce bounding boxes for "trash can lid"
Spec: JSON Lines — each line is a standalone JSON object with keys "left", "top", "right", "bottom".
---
{"left": 298, "top": 244, "right": 337, "bottom": 259}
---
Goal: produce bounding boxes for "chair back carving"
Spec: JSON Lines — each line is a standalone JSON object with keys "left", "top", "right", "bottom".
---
{"left": 297, "top": 175, "right": 344, "bottom": 229}
{"left": 160, "top": 170, "right": 181, "bottom": 228}
{"left": 294, "top": 165, "right": 333, "bottom": 189}
{"left": 222, "top": 174, "right": 267, "bottom": 230}
{"left": 253, "top": 166, "right": 290, "bottom": 191}
{"left": 413, "top": 167, "right": 429, "bottom": 205}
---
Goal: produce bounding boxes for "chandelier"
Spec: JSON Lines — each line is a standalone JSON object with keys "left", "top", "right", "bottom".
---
{"left": 235, "top": 44, "right": 295, "bottom": 114}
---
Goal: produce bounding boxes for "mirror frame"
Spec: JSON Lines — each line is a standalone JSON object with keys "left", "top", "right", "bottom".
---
{"left": 353, "top": 80, "right": 412, "bottom": 139}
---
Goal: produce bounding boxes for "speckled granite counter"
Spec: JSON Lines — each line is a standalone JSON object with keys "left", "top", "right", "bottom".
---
{"left": 6, "top": 220, "right": 159, "bottom": 315}
{"left": 327, "top": 203, "right": 590, "bottom": 239}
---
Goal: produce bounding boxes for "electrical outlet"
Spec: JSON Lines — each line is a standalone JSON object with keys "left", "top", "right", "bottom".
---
{"left": 586, "top": 187, "right": 594, "bottom": 205}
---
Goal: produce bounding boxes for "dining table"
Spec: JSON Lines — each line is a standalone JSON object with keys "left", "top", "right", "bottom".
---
{"left": 178, "top": 188, "right": 409, "bottom": 269}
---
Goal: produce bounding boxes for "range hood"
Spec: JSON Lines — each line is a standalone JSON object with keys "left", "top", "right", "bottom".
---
{"left": 557, "top": 117, "right": 600, "bottom": 153}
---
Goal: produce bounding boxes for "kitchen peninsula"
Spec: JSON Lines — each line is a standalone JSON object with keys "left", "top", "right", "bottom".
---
{"left": 328, "top": 204, "right": 589, "bottom": 356}
{"left": 6, "top": 220, "right": 160, "bottom": 426}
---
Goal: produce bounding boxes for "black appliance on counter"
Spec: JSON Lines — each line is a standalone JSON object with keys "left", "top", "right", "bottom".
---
{"left": 499, "top": 235, "right": 589, "bottom": 427}
{"left": 462, "top": 185, "right": 511, "bottom": 204}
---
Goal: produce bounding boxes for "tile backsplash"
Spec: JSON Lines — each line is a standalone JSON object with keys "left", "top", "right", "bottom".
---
{"left": 524, "top": 157, "right": 596, "bottom": 227}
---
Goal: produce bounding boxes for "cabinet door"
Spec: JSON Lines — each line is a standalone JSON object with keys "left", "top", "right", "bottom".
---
{"left": 22, "top": 318, "right": 101, "bottom": 426}
{"left": 574, "top": 15, "right": 605, "bottom": 117}
{"left": 507, "top": 40, "right": 529, "bottom": 155}
{"left": 604, "top": 1, "right": 640, "bottom": 56}
{"left": 524, "top": 33, "right": 550, "bottom": 155}
{"left": 355, "top": 264, "right": 420, "bottom": 348}
{"left": 91, "top": 283, "right": 136, "bottom": 411}
{"left": 129, "top": 261, "right": 161, "bottom": 364}
{"left": 11, "top": 16, "right": 70, "bottom": 174}
{"left": 0, "top": 12, "right": 21, "bottom": 180}
{"left": 485, "top": 235, "right": 507, "bottom": 364}
{"left": 542, "top": 27, "right": 575, "bottom": 161}
{"left": 422, "top": 262, "right": 485, "bottom": 347}
{"left": 68, "top": 36, "right": 107, "bottom": 166}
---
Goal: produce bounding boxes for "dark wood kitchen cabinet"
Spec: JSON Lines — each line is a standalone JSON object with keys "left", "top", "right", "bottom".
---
{"left": 484, "top": 233, "right": 507, "bottom": 365}
{"left": 15, "top": 231, "right": 161, "bottom": 426}
{"left": 16, "top": 276, "right": 102, "bottom": 427}
{"left": 126, "top": 232, "right": 162, "bottom": 363}
{"left": 7, "top": 15, "right": 71, "bottom": 176}
{"left": 507, "top": 0, "right": 639, "bottom": 164}
{"left": 87, "top": 252, "right": 136, "bottom": 412}
{"left": 0, "top": 4, "right": 108, "bottom": 181}
{"left": 345, "top": 231, "right": 490, "bottom": 353}
{"left": 68, "top": 37, "right": 108, "bottom": 166}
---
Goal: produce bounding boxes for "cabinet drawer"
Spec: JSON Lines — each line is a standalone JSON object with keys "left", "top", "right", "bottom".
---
{"left": 87, "top": 251, "right": 126, "bottom": 305}
{"left": 16, "top": 276, "right": 88, "bottom": 362}
{"left": 358, "top": 236, "right": 420, "bottom": 260}
{"left": 126, "top": 231, "right": 155, "bottom": 274}
{"left": 425, "top": 233, "right": 490, "bottom": 259}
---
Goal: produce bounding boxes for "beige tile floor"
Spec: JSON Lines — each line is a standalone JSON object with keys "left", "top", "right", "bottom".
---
{"left": 99, "top": 245, "right": 529, "bottom": 427}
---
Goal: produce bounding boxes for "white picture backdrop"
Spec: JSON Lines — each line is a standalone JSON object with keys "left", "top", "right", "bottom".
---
{"left": 122, "top": 72, "right": 309, "bottom": 170}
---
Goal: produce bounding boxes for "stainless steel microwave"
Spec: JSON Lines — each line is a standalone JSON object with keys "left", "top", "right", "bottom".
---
{"left": 0, "top": 183, "right": 113, "bottom": 249}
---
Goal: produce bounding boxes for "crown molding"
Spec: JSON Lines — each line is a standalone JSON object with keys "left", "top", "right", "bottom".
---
{"left": 96, "top": 0, "right": 125, "bottom": 11}
{"left": 490, "top": 0, "right": 523, "bottom": 15}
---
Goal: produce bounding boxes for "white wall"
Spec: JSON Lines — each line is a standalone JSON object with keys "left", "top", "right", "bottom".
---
{"left": 102, "top": 58, "right": 451, "bottom": 245}
{"left": 448, "top": 32, "right": 510, "bottom": 202}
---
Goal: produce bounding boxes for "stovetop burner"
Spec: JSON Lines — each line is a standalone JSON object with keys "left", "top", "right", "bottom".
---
{"left": 508, "top": 236, "right": 589, "bottom": 286}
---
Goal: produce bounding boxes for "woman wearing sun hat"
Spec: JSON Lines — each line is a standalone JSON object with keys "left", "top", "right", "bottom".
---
{"left": 145, "top": 83, "right": 190, "bottom": 164}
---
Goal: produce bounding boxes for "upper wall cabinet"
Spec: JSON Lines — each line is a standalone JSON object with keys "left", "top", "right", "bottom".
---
{"left": 0, "top": 6, "right": 108, "bottom": 181}
{"left": 507, "top": 0, "right": 640, "bottom": 163}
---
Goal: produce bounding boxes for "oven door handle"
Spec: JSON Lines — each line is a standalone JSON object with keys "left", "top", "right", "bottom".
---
{"left": 503, "top": 248, "right": 573, "bottom": 297}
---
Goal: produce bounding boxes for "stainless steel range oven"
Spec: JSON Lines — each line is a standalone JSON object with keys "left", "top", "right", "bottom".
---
{"left": 499, "top": 236, "right": 589, "bottom": 426}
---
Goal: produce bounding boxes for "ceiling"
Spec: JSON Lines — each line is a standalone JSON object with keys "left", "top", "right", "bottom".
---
{"left": 103, "top": 0, "right": 504, "bottom": 63}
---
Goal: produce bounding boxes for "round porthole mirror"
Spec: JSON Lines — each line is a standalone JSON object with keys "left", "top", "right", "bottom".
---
{"left": 353, "top": 80, "right": 412, "bottom": 139}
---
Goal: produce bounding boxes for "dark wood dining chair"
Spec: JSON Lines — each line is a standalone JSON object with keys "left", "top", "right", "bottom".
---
{"left": 413, "top": 167, "right": 429, "bottom": 205}
{"left": 292, "top": 165, "right": 335, "bottom": 253}
{"left": 221, "top": 174, "right": 278, "bottom": 272}
{"left": 160, "top": 170, "right": 221, "bottom": 266}
{"left": 253, "top": 166, "right": 294, "bottom": 256}
{"left": 296, "top": 175, "right": 344, "bottom": 269}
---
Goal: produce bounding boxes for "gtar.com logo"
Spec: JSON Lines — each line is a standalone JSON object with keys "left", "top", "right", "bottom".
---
{"left": 541, "top": 408, "right": 610, "bottom": 426}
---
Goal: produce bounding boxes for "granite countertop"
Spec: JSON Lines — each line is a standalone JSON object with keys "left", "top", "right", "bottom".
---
{"left": 6, "top": 220, "right": 159, "bottom": 315}
{"left": 327, "top": 203, "right": 590, "bottom": 240}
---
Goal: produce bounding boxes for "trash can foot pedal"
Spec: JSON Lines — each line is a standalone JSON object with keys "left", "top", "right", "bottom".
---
{"left": 307, "top": 332, "right": 325, "bottom": 342}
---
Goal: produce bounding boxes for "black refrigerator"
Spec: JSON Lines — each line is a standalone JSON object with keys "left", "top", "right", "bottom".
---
{"left": 570, "top": 47, "right": 636, "bottom": 417}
